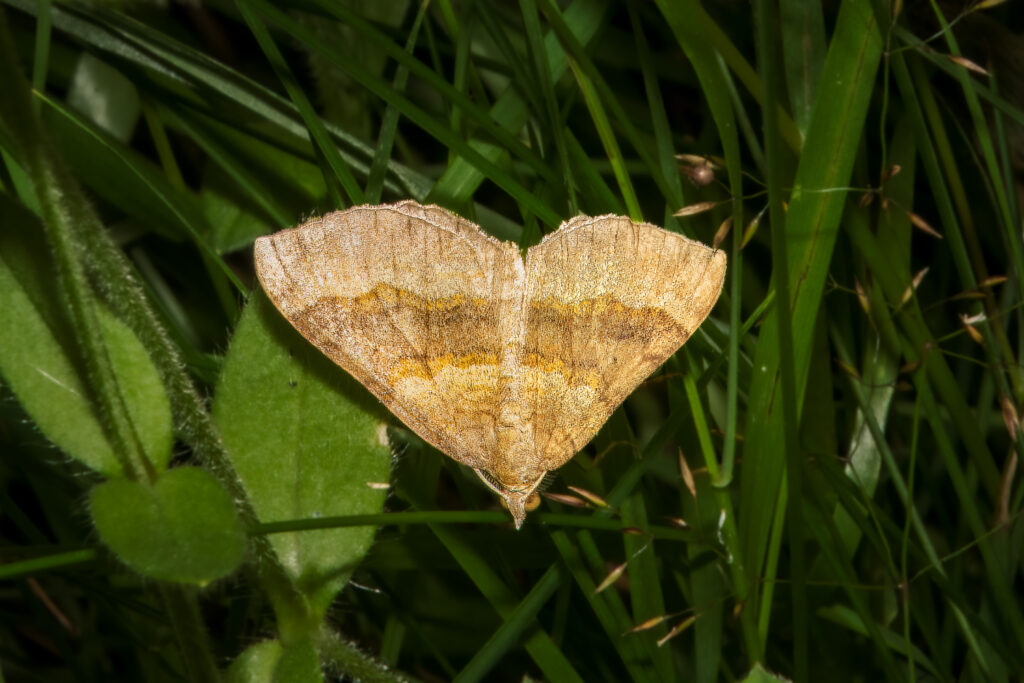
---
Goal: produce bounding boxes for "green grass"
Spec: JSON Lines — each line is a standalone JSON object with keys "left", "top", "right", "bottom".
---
{"left": 1, "top": 1, "right": 1022, "bottom": 681}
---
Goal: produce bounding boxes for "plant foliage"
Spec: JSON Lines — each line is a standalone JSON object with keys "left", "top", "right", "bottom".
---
{"left": 0, "top": 0, "right": 1022, "bottom": 681}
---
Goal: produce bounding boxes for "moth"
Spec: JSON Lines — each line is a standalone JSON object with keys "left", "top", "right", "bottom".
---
{"left": 254, "top": 201, "right": 726, "bottom": 527}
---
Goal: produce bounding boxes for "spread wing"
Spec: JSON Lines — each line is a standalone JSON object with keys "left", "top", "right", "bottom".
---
{"left": 254, "top": 201, "right": 519, "bottom": 468}
{"left": 522, "top": 214, "right": 726, "bottom": 469}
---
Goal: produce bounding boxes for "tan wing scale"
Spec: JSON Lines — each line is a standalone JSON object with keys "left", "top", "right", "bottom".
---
{"left": 254, "top": 201, "right": 520, "bottom": 469}
{"left": 255, "top": 202, "right": 726, "bottom": 528}
{"left": 521, "top": 214, "right": 727, "bottom": 471}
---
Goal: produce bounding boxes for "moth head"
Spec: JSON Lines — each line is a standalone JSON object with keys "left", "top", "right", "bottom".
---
{"left": 474, "top": 468, "right": 545, "bottom": 529}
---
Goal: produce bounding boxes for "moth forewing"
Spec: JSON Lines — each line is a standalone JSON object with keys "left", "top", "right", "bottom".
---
{"left": 255, "top": 201, "right": 726, "bottom": 528}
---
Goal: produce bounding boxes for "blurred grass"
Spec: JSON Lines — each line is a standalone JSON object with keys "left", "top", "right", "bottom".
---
{"left": 1, "top": 1, "right": 1023, "bottom": 681}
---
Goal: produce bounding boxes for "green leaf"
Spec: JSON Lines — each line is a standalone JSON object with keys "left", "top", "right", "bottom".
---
{"left": 37, "top": 93, "right": 244, "bottom": 299}
{"left": 227, "top": 641, "right": 283, "bottom": 683}
{"left": 39, "top": 94, "right": 203, "bottom": 243}
{"left": 200, "top": 162, "right": 278, "bottom": 255}
{"left": 237, "top": 0, "right": 364, "bottom": 207}
{"left": 0, "top": 213, "right": 173, "bottom": 476}
{"left": 99, "top": 306, "right": 174, "bottom": 471}
{"left": 65, "top": 52, "right": 140, "bottom": 143}
{"left": 740, "top": 663, "right": 790, "bottom": 683}
{"left": 226, "top": 638, "right": 350, "bottom": 683}
{"left": 0, "top": 238, "right": 115, "bottom": 475}
{"left": 213, "top": 293, "right": 391, "bottom": 616}
{"left": 273, "top": 638, "right": 323, "bottom": 683}
{"left": 90, "top": 466, "right": 246, "bottom": 584}
{"left": 738, "top": 0, "right": 883, "bottom": 632}
{"left": 429, "top": 0, "right": 609, "bottom": 208}
{"left": 779, "top": 0, "right": 826, "bottom": 135}
{"left": 224, "top": 638, "right": 325, "bottom": 683}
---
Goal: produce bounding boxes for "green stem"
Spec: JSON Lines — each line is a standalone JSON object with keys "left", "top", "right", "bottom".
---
{"left": 0, "top": 6, "right": 149, "bottom": 483}
{"left": 318, "top": 626, "right": 414, "bottom": 683}
{"left": 755, "top": 0, "right": 806, "bottom": 675}
{"left": 158, "top": 584, "right": 221, "bottom": 683}
{"left": 0, "top": 2, "right": 306, "bottom": 667}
